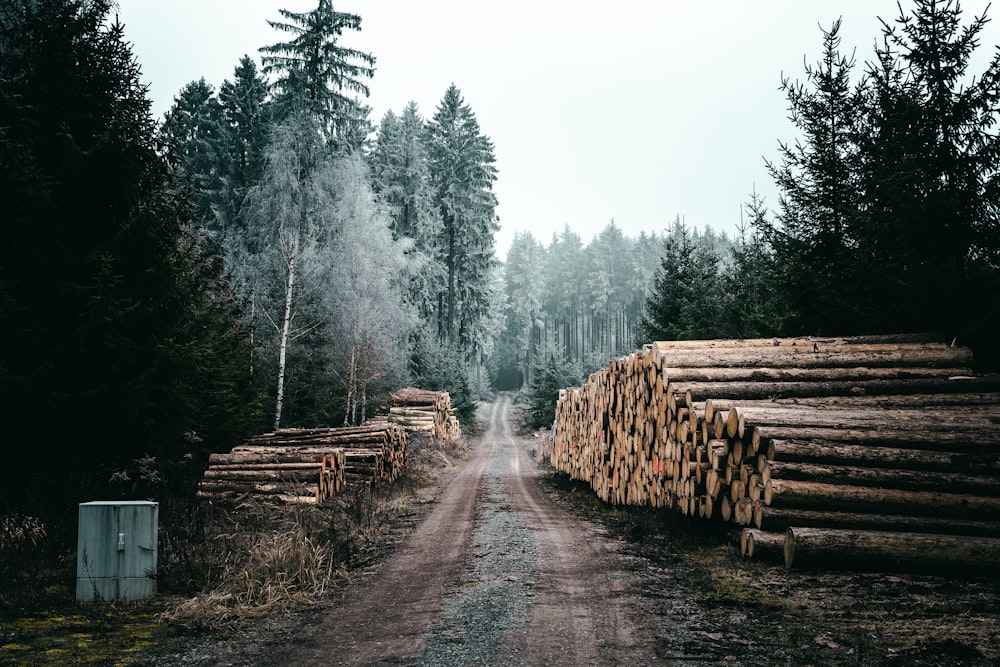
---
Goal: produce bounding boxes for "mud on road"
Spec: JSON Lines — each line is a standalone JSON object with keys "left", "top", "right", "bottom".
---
{"left": 149, "top": 397, "right": 1000, "bottom": 666}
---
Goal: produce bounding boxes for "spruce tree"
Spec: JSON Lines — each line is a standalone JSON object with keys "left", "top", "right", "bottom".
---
{"left": 639, "top": 220, "right": 724, "bottom": 342}
{"left": 764, "top": 19, "right": 865, "bottom": 334}
{"left": 218, "top": 55, "right": 271, "bottom": 229}
{"left": 857, "top": 0, "right": 1000, "bottom": 346}
{"left": 425, "top": 85, "right": 499, "bottom": 349}
{"left": 260, "top": 0, "right": 375, "bottom": 147}
{"left": 370, "top": 103, "right": 445, "bottom": 323}
{"left": 161, "top": 78, "right": 229, "bottom": 229}
{"left": 0, "top": 0, "right": 260, "bottom": 519}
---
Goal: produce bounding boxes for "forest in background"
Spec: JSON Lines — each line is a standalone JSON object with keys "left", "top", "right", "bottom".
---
{"left": 509, "top": 3, "right": 1000, "bottom": 426}
{"left": 2, "top": 0, "right": 1000, "bottom": 585}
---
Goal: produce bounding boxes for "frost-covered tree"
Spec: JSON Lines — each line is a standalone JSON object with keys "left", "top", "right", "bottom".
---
{"left": 370, "top": 102, "right": 445, "bottom": 322}
{"left": 314, "top": 155, "right": 416, "bottom": 424}
{"left": 241, "top": 113, "right": 327, "bottom": 429}
{"left": 502, "top": 232, "right": 545, "bottom": 384}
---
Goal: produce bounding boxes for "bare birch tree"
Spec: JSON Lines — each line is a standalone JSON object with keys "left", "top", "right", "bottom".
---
{"left": 241, "top": 114, "right": 325, "bottom": 429}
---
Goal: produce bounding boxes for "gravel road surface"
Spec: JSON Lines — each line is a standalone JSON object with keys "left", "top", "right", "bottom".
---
{"left": 260, "top": 395, "right": 657, "bottom": 666}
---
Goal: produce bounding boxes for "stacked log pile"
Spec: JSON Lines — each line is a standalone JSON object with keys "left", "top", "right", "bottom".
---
{"left": 383, "top": 388, "right": 461, "bottom": 444}
{"left": 198, "top": 423, "right": 408, "bottom": 504}
{"left": 552, "top": 336, "right": 1000, "bottom": 570}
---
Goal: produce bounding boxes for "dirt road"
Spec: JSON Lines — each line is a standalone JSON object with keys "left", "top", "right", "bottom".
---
{"left": 266, "top": 395, "right": 657, "bottom": 666}
{"left": 168, "top": 397, "right": 1000, "bottom": 666}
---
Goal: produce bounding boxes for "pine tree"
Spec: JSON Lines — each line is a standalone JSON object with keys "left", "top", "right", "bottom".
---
{"left": 502, "top": 232, "right": 545, "bottom": 384}
{"left": 260, "top": 0, "right": 375, "bottom": 147}
{"left": 370, "top": 102, "right": 445, "bottom": 323}
{"left": 520, "top": 332, "right": 581, "bottom": 430}
{"left": 0, "top": 0, "right": 260, "bottom": 517}
{"left": 857, "top": 0, "right": 1000, "bottom": 343}
{"left": 425, "top": 85, "right": 499, "bottom": 350}
{"left": 763, "top": 19, "right": 865, "bottom": 334}
{"left": 726, "top": 191, "right": 783, "bottom": 338}
{"left": 639, "top": 219, "right": 724, "bottom": 342}
{"left": 161, "top": 78, "right": 229, "bottom": 229}
{"left": 218, "top": 55, "right": 271, "bottom": 229}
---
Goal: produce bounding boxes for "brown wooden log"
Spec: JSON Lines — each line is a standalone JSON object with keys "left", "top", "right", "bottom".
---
{"left": 196, "top": 490, "right": 318, "bottom": 505}
{"left": 752, "top": 425, "right": 1000, "bottom": 451}
{"left": 202, "top": 469, "right": 321, "bottom": 482}
{"left": 653, "top": 335, "right": 955, "bottom": 355}
{"left": 784, "top": 527, "right": 1000, "bottom": 570}
{"left": 769, "top": 439, "right": 1000, "bottom": 473}
{"left": 663, "top": 366, "right": 973, "bottom": 383}
{"left": 209, "top": 451, "right": 330, "bottom": 465}
{"left": 733, "top": 405, "right": 1000, "bottom": 432}
{"left": 197, "top": 480, "right": 317, "bottom": 497}
{"left": 205, "top": 462, "right": 326, "bottom": 471}
{"left": 742, "top": 528, "right": 785, "bottom": 561}
{"left": 658, "top": 347, "right": 974, "bottom": 370}
{"left": 767, "top": 461, "right": 1000, "bottom": 495}
{"left": 766, "top": 478, "right": 1000, "bottom": 519}
{"left": 679, "top": 378, "right": 1000, "bottom": 403}
{"left": 754, "top": 506, "right": 1000, "bottom": 537}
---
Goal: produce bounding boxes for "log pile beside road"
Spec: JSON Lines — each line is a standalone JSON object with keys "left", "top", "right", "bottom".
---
{"left": 197, "top": 423, "right": 408, "bottom": 504}
{"left": 381, "top": 388, "right": 461, "bottom": 445}
{"left": 552, "top": 335, "right": 1000, "bottom": 571}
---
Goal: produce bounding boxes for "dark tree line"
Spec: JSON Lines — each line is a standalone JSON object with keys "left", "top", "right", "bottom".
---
{"left": 0, "top": 0, "right": 500, "bottom": 545}
{"left": 762, "top": 1, "right": 1000, "bottom": 364}
{"left": 0, "top": 0, "right": 261, "bottom": 529}
{"left": 640, "top": 1, "right": 1000, "bottom": 371}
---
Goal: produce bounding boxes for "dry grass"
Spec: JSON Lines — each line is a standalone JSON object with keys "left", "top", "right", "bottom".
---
{"left": 161, "top": 509, "right": 344, "bottom": 630}
{"left": 160, "top": 434, "right": 468, "bottom": 631}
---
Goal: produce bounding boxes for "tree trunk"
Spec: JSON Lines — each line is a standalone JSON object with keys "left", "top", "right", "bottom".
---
{"left": 768, "top": 439, "right": 1000, "bottom": 473}
{"left": 784, "top": 526, "right": 1000, "bottom": 570}
{"left": 755, "top": 507, "right": 1000, "bottom": 537}
{"left": 766, "top": 478, "right": 1000, "bottom": 519}
{"left": 767, "top": 461, "right": 1000, "bottom": 495}
{"left": 447, "top": 222, "right": 456, "bottom": 344}
{"left": 741, "top": 528, "right": 784, "bottom": 560}
{"left": 273, "top": 248, "right": 297, "bottom": 431}
{"left": 675, "top": 377, "right": 1000, "bottom": 402}
{"left": 662, "top": 365, "right": 973, "bottom": 383}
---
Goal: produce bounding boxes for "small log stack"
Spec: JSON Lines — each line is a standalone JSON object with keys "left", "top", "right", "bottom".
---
{"left": 384, "top": 388, "right": 461, "bottom": 444}
{"left": 197, "top": 423, "right": 408, "bottom": 504}
{"left": 552, "top": 335, "right": 1000, "bottom": 571}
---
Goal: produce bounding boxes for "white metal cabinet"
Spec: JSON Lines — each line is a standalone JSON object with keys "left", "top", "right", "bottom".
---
{"left": 76, "top": 501, "right": 158, "bottom": 602}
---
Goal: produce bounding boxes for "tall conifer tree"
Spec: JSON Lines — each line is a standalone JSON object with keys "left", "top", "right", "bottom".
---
{"left": 425, "top": 85, "right": 499, "bottom": 350}
{"left": 260, "top": 0, "right": 375, "bottom": 147}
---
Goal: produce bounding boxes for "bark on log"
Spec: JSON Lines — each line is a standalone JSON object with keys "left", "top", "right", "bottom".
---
{"left": 658, "top": 347, "right": 974, "bottom": 370}
{"left": 741, "top": 528, "right": 785, "bottom": 561}
{"left": 766, "top": 478, "right": 1000, "bottom": 519}
{"left": 769, "top": 440, "right": 1000, "bottom": 473}
{"left": 784, "top": 527, "right": 1000, "bottom": 570}
{"left": 767, "top": 461, "right": 1000, "bottom": 495}
{"left": 752, "top": 425, "right": 1000, "bottom": 450}
{"left": 755, "top": 507, "right": 1000, "bottom": 537}
{"left": 663, "top": 366, "right": 973, "bottom": 384}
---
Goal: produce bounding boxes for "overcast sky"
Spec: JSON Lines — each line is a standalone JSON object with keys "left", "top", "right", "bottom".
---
{"left": 117, "top": 1, "right": 1000, "bottom": 260}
